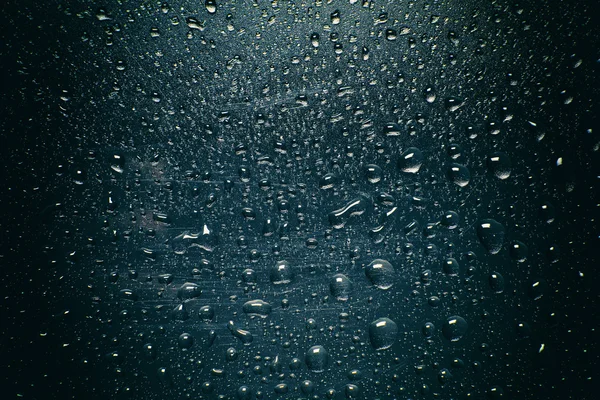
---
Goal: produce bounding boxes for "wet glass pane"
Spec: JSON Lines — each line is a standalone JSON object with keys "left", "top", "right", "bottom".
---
{"left": 1, "top": 0, "right": 598, "bottom": 399}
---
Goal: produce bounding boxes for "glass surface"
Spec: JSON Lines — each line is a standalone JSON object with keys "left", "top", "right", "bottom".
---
{"left": 1, "top": 0, "right": 597, "bottom": 399}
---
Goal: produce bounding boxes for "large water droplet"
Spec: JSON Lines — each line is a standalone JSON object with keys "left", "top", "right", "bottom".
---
{"left": 442, "top": 316, "right": 468, "bottom": 341}
{"left": 489, "top": 271, "right": 505, "bottom": 293}
{"left": 227, "top": 321, "right": 253, "bottom": 344}
{"left": 365, "top": 259, "right": 395, "bottom": 290}
{"left": 424, "top": 85, "right": 436, "bottom": 103}
{"left": 539, "top": 201, "right": 556, "bottom": 223}
{"left": 447, "top": 163, "right": 471, "bottom": 187}
{"left": 477, "top": 219, "right": 505, "bottom": 254}
{"left": 242, "top": 300, "right": 272, "bottom": 317}
{"left": 199, "top": 305, "right": 215, "bottom": 321}
{"left": 422, "top": 322, "right": 435, "bottom": 338}
{"left": 310, "top": 32, "right": 320, "bottom": 48}
{"left": 509, "top": 241, "right": 528, "bottom": 262}
{"left": 329, "top": 274, "right": 352, "bottom": 301}
{"left": 443, "top": 258, "right": 460, "bottom": 276}
{"left": 440, "top": 210, "right": 460, "bottom": 229}
{"left": 398, "top": 147, "right": 423, "bottom": 173}
{"left": 171, "top": 303, "right": 189, "bottom": 321}
{"left": 364, "top": 164, "right": 383, "bottom": 183}
{"left": 205, "top": 0, "right": 217, "bottom": 14}
{"left": 486, "top": 152, "right": 512, "bottom": 179}
{"left": 369, "top": 317, "right": 398, "bottom": 350}
{"left": 330, "top": 10, "right": 341, "bottom": 25}
{"left": 301, "top": 380, "right": 315, "bottom": 394}
{"left": 270, "top": 260, "right": 294, "bottom": 284}
{"left": 177, "top": 282, "right": 202, "bottom": 300}
{"left": 305, "top": 345, "right": 328, "bottom": 372}
{"left": 178, "top": 332, "right": 194, "bottom": 349}
{"left": 383, "top": 122, "right": 401, "bottom": 136}
{"left": 319, "top": 173, "right": 338, "bottom": 190}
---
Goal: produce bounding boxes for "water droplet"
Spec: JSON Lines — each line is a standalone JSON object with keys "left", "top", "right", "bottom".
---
{"left": 199, "top": 305, "right": 215, "bottom": 321}
{"left": 330, "top": 274, "right": 352, "bottom": 301}
{"left": 477, "top": 219, "right": 505, "bottom": 254}
{"left": 177, "top": 282, "right": 201, "bottom": 299}
{"left": 150, "top": 27, "right": 160, "bottom": 38}
{"left": 443, "top": 258, "right": 460, "bottom": 276}
{"left": 157, "top": 367, "right": 173, "bottom": 387}
{"left": 438, "top": 368, "right": 452, "bottom": 384}
{"left": 157, "top": 273, "right": 173, "bottom": 284}
{"left": 186, "top": 17, "right": 204, "bottom": 31}
{"left": 96, "top": 9, "right": 111, "bottom": 21}
{"left": 369, "top": 317, "right": 398, "bottom": 350}
{"left": 319, "top": 173, "right": 338, "bottom": 190}
{"left": 242, "top": 300, "right": 272, "bottom": 317}
{"left": 440, "top": 210, "right": 459, "bottom": 229}
{"left": 365, "top": 259, "right": 395, "bottom": 290}
{"left": 178, "top": 333, "right": 194, "bottom": 349}
{"left": 385, "top": 29, "right": 397, "bottom": 41}
{"left": 422, "top": 322, "right": 435, "bottom": 338}
{"left": 447, "top": 163, "right": 471, "bottom": 187}
{"left": 445, "top": 97, "right": 464, "bottom": 112}
{"left": 241, "top": 268, "right": 257, "bottom": 283}
{"left": 305, "top": 345, "right": 328, "bottom": 372}
{"left": 364, "top": 164, "right": 383, "bottom": 183}
{"left": 488, "top": 385, "right": 505, "bottom": 399}
{"left": 119, "top": 289, "right": 138, "bottom": 301}
{"left": 369, "top": 205, "right": 399, "bottom": 244}
{"left": 227, "top": 320, "right": 253, "bottom": 344}
{"left": 289, "top": 357, "right": 302, "bottom": 370}
{"left": 301, "top": 380, "right": 315, "bottom": 394}
{"left": 115, "top": 60, "right": 126, "bottom": 71}
{"left": 546, "top": 245, "right": 560, "bottom": 263}
{"left": 345, "top": 384, "right": 360, "bottom": 398}
{"left": 200, "top": 381, "right": 213, "bottom": 394}
{"left": 509, "top": 241, "right": 528, "bottom": 262}
{"left": 237, "top": 385, "right": 251, "bottom": 400}
{"left": 424, "top": 86, "right": 436, "bottom": 103}
{"left": 442, "top": 316, "right": 468, "bottom": 341}
{"left": 226, "top": 347, "right": 238, "bottom": 361}
{"left": 207, "top": 330, "right": 217, "bottom": 347}
{"left": 398, "top": 147, "right": 423, "bottom": 173}
{"left": 486, "top": 152, "right": 512, "bottom": 179}
{"left": 270, "top": 260, "right": 294, "bottom": 284}
{"left": 539, "top": 201, "right": 556, "bottom": 223}
{"left": 515, "top": 321, "right": 531, "bottom": 339}
{"left": 171, "top": 303, "right": 189, "bottom": 321}
{"left": 383, "top": 122, "right": 401, "bottom": 136}
{"left": 205, "top": 0, "right": 217, "bottom": 14}
{"left": 274, "top": 383, "right": 289, "bottom": 394}
{"left": 328, "top": 196, "right": 370, "bottom": 229}
{"left": 489, "top": 272, "right": 505, "bottom": 293}
{"left": 310, "top": 33, "right": 320, "bottom": 47}
{"left": 330, "top": 10, "right": 341, "bottom": 25}
{"left": 447, "top": 143, "right": 464, "bottom": 159}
